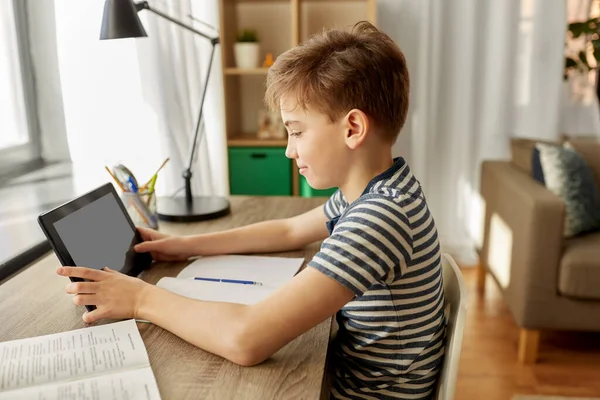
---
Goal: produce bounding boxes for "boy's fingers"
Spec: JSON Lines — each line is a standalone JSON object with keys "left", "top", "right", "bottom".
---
{"left": 133, "top": 242, "right": 150, "bottom": 252}
{"left": 73, "top": 294, "right": 97, "bottom": 307}
{"left": 57, "top": 267, "right": 106, "bottom": 281}
{"left": 134, "top": 239, "right": 168, "bottom": 253}
{"left": 133, "top": 242, "right": 146, "bottom": 251}
{"left": 137, "top": 227, "right": 153, "bottom": 239}
{"left": 66, "top": 282, "right": 98, "bottom": 294}
{"left": 82, "top": 309, "right": 104, "bottom": 324}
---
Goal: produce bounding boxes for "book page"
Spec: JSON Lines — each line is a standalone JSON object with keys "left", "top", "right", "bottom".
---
{"left": 0, "top": 319, "right": 151, "bottom": 393}
{"left": 0, "top": 366, "right": 161, "bottom": 400}
{"left": 176, "top": 255, "right": 305, "bottom": 287}
{"left": 157, "top": 277, "right": 274, "bottom": 305}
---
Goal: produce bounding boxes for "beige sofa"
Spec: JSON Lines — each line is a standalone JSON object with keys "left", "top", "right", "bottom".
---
{"left": 478, "top": 138, "right": 600, "bottom": 363}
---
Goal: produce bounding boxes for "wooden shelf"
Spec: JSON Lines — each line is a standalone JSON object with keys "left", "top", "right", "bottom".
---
{"left": 225, "top": 67, "right": 270, "bottom": 75}
{"left": 228, "top": 135, "right": 287, "bottom": 147}
{"left": 220, "top": 0, "right": 375, "bottom": 196}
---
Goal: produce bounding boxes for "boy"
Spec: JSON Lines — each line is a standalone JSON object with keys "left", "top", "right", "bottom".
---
{"left": 58, "top": 21, "right": 445, "bottom": 399}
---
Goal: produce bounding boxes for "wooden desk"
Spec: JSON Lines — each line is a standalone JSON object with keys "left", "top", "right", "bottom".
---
{"left": 0, "top": 196, "right": 331, "bottom": 399}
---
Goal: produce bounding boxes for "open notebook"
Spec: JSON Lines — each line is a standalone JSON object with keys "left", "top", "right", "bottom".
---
{"left": 156, "top": 255, "right": 305, "bottom": 305}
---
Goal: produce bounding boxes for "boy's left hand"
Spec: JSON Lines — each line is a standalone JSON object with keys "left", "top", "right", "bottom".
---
{"left": 57, "top": 266, "right": 152, "bottom": 324}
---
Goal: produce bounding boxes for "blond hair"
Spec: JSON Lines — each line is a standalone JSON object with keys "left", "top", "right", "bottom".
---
{"left": 265, "top": 21, "right": 410, "bottom": 142}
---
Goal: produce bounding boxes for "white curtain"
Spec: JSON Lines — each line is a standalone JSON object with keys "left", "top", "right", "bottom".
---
{"left": 142, "top": 0, "right": 228, "bottom": 197}
{"left": 380, "top": 0, "right": 567, "bottom": 265}
{"left": 27, "top": 0, "right": 70, "bottom": 162}
{"left": 54, "top": 0, "right": 227, "bottom": 197}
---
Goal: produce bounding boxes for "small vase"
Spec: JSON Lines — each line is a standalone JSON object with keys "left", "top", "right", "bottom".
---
{"left": 234, "top": 42, "right": 260, "bottom": 69}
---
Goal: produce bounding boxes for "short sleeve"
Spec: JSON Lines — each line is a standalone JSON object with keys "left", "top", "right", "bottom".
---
{"left": 323, "top": 189, "right": 347, "bottom": 219}
{"left": 309, "top": 196, "right": 413, "bottom": 295}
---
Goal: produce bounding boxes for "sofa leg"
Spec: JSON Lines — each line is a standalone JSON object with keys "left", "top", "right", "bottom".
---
{"left": 476, "top": 262, "right": 486, "bottom": 293}
{"left": 518, "top": 329, "right": 540, "bottom": 364}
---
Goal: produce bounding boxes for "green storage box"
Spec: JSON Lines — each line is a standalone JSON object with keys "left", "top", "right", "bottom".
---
{"left": 229, "top": 147, "right": 291, "bottom": 195}
{"left": 300, "top": 174, "right": 337, "bottom": 198}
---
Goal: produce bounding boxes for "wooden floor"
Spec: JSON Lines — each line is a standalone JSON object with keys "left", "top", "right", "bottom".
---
{"left": 457, "top": 269, "right": 600, "bottom": 400}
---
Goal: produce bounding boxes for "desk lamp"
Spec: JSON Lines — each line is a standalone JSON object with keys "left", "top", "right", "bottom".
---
{"left": 100, "top": 0, "right": 230, "bottom": 222}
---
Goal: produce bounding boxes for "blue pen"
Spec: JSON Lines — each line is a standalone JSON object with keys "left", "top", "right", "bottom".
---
{"left": 127, "top": 177, "right": 138, "bottom": 193}
{"left": 194, "top": 277, "right": 262, "bottom": 286}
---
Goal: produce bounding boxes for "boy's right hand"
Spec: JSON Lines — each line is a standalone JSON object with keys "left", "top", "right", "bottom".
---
{"left": 134, "top": 227, "right": 195, "bottom": 262}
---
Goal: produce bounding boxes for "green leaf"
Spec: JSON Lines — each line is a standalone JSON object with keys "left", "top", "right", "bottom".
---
{"left": 586, "top": 17, "right": 599, "bottom": 31}
{"left": 569, "top": 21, "right": 590, "bottom": 38}
{"left": 593, "top": 39, "right": 600, "bottom": 63}
{"left": 237, "top": 29, "right": 258, "bottom": 43}
{"left": 594, "top": 47, "right": 600, "bottom": 65}
{"left": 565, "top": 57, "right": 578, "bottom": 69}
{"left": 579, "top": 50, "right": 590, "bottom": 70}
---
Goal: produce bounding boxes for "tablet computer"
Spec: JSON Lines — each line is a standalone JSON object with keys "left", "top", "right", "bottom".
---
{"left": 38, "top": 182, "right": 153, "bottom": 311}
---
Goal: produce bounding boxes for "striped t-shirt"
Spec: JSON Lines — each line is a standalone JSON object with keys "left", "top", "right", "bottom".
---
{"left": 308, "top": 157, "right": 445, "bottom": 400}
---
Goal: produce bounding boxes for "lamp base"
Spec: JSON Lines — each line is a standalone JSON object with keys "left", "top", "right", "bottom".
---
{"left": 157, "top": 196, "right": 230, "bottom": 222}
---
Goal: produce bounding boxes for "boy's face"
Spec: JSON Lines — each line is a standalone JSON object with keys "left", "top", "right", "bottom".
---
{"left": 280, "top": 96, "right": 348, "bottom": 190}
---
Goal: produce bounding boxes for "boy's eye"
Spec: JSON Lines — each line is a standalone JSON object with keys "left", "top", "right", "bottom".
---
{"left": 290, "top": 131, "right": 302, "bottom": 137}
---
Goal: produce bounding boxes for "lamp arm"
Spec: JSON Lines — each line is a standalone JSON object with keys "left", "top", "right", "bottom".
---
{"left": 135, "top": 1, "right": 219, "bottom": 204}
{"left": 136, "top": 1, "right": 219, "bottom": 45}
{"left": 184, "top": 43, "right": 217, "bottom": 204}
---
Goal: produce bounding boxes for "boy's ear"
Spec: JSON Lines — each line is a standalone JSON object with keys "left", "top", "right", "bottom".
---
{"left": 343, "top": 109, "right": 369, "bottom": 150}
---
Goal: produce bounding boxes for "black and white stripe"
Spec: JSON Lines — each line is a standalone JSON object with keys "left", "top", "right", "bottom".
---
{"left": 309, "top": 158, "right": 445, "bottom": 400}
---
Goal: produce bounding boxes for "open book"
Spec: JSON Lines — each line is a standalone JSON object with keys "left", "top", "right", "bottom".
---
{"left": 157, "top": 255, "right": 305, "bottom": 305}
{"left": 0, "top": 319, "right": 161, "bottom": 400}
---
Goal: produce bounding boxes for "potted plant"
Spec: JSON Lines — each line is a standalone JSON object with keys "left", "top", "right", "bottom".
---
{"left": 564, "top": 18, "right": 600, "bottom": 102}
{"left": 234, "top": 28, "right": 260, "bottom": 69}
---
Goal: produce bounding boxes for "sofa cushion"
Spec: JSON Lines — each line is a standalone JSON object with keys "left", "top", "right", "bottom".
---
{"left": 510, "top": 138, "right": 559, "bottom": 175}
{"left": 567, "top": 138, "right": 600, "bottom": 190}
{"left": 559, "top": 232, "right": 600, "bottom": 300}
{"left": 531, "top": 146, "right": 545, "bottom": 185}
{"left": 536, "top": 142, "right": 600, "bottom": 237}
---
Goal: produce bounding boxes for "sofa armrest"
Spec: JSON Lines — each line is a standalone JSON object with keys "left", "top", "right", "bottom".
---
{"left": 480, "top": 161, "right": 565, "bottom": 327}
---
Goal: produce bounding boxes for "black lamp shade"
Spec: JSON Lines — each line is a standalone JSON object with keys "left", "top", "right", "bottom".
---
{"left": 100, "top": 0, "right": 148, "bottom": 40}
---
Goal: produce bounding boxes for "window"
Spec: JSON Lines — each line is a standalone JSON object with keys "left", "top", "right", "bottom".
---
{"left": 0, "top": 0, "right": 41, "bottom": 175}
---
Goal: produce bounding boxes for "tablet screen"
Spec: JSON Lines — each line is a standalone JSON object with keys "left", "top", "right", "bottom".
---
{"left": 53, "top": 192, "right": 138, "bottom": 271}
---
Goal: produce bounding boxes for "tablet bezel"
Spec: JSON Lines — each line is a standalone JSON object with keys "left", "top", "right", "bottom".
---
{"left": 38, "top": 182, "right": 153, "bottom": 282}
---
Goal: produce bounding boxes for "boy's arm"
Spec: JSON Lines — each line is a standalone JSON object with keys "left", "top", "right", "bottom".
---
{"left": 185, "top": 205, "right": 331, "bottom": 255}
{"left": 137, "top": 267, "right": 353, "bottom": 366}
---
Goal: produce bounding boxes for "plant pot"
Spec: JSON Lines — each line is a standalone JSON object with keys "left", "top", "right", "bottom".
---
{"left": 234, "top": 42, "right": 260, "bottom": 69}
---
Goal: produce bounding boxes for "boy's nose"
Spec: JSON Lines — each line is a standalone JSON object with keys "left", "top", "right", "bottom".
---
{"left": 285, "top": 139, "right": 297, "bottom": 159}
